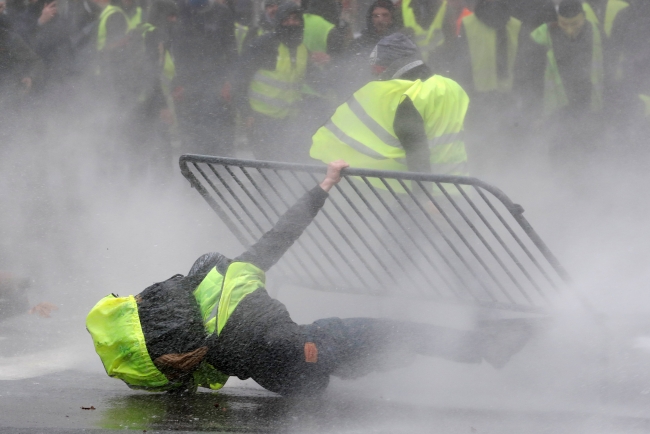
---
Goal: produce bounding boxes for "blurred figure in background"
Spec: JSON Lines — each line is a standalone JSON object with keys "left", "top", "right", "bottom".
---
{"left": 452, "top": 0, "right": 525, "bottom": 174}
{"left": 174, "top": 0, "right": 236, "bottom": 156}
{"left": 529, "top": 0, "right": 604, "bottom": 164}
{"left": 607, "top": 0, "right": 650, "bottom": 158}
{"left": 126, "top": 0, "right": 179, "bottom": 181}
{"left": 349, "top": 0, "right": 398, "bottom": 56}
{"left": 400, "top": 0, "right": 448, "bottom": 64}
{"left": 233, "top": 2, "right": 309, "bottom": 162}
{"left": 90, "top": 0, "right": 129, "bottom": 84}
{"left": 342, "top": 0, "right": 399, "bottom": 94}
{"left": 234, "top": 3, "right": 309, "bottom": 161}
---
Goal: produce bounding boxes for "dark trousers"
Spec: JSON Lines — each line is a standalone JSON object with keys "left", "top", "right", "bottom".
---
{"left": 272, "top": 317, "right": 484, "bottom": 396}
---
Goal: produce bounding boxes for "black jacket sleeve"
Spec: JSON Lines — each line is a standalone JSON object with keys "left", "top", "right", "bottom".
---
{"left": 393, "top": 96, "right": 431, "bottom": 173}
{"left": 234, "top": 185, "right": 329, "bottom": 271}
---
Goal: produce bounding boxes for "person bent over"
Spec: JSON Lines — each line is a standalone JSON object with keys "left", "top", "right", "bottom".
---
{"left": 86, "top": 160, "right": 533, "bottom": 396}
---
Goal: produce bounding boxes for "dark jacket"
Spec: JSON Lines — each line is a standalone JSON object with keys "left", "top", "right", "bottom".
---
{"left": 138, "top": 186, "right": 330, "bottom": 396}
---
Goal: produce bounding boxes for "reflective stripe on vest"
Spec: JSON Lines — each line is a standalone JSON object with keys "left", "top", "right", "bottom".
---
{"left": 248, "top": 43, "right": 308, "bottom": 118}
{"left": 310, "top": 76, "right": 469, "bottom": 181}
{"left": 582, "top": 0, "right": 628, "bottom": 38}
{"left": 530, "top": 22, "right": 603, "bottom": 116}
{"left": 401, "top": 0, "right": 447, "bottom": 62}
{"left": 303, "top": 13, "right": 335, "bottom": 53}
{"left": 97, "top": 4, "right": 128, "bottom": 51}
{"left": 128, "top": 6, "right": 142, "bottom": 29}
{"left": 462, "top": 14, "right": 521, "bottom": 93}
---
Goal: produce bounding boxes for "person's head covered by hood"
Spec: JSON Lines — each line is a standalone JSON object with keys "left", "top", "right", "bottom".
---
{"left": 86, "top": 274, "right": 226, "bottom": 394}
{"left": 557, "top": 0, "right": 586, "bottom": 39}
{"left": 369, "top": 32, "right": 432, "bottom": 81}
{"left": 274, "top": 1, "right": 304, "bottom": 48}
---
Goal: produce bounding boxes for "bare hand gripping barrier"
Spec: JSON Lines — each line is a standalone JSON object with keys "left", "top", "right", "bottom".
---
{"left": 180, "top": 155, "right": 575, "bottom": 314}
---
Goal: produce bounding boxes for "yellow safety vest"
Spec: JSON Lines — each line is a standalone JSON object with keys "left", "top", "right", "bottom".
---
{"left": 402, "top": 0, "right": 447, "bottom": 63}
{"left": 191, "top": 262, "right": 266, "bottom": 389}
{"left": 310, "top": 76, "right": 469, "bottom": 191}
{"left": 303, "top": 13, "right": 335, "bottom": 53}
{"left": 462, "top": 14, "right": 521, "bottom": 93}
{"left": 582, "top": 0, "right": 628, "bottom": 38}
{"left": 128, "top": 6, "right": 143, "bottom": 29}
{"left": 248, "top": 43, "right": 308, "bottom": 118}
{"left": 530, "top": 22, "right": 603, "bottom": 116}
{"left": 97, "top": 4, "right": 129, "bottom": 51}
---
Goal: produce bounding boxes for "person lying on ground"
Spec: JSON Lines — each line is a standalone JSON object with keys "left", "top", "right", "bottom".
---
{"left": 86, "top": 160, "right": 534, "bottom": 396}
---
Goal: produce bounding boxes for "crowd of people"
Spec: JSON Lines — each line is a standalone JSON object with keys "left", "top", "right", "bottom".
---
{"left": 0, "top": 0, "right": 648, "bottom": 179}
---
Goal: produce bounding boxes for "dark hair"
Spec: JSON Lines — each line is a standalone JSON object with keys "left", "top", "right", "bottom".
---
{"left": 558, "top": 0, "right": 584, "bottom": 18}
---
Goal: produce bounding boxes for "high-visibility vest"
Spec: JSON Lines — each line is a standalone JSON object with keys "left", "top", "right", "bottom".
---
{"left": 191, "top": 261, "right": 266, "bottom": 389}
{"left": 402, "top": 0, "right": 447, "bottom": 63}
{"left": 128, "top": 6, "right": 143, "bottom": 29}
{"left": 462, "top": 14, "right": 521, "bottom": 93}
{"left": 530, "top": 22, "right": 603, "bottom": 116}
{"left": 248, "top": 42, "right": 308, "bottom": 118}
{"left": 582, "top": 0, "right": 628, "bottom": 38}
{"left": 303, "top": 13, "right": 335, "bottom": 53}
{"left": 310, "top": 75, "right": 469, "bottom": 190}
{"left": 97, "top": 4, "right": 129, "bottom": 51}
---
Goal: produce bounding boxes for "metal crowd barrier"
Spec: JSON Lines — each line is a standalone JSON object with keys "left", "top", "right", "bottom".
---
{"left": 180, "top": 155, "right": 571, "bottom": 314}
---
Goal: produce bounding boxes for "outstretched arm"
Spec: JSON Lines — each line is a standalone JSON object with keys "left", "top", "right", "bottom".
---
{"left": 234, "top": 160, "right": 349, "bottom": 271}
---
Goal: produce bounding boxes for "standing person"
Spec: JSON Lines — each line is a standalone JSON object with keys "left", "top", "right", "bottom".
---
{"left": 86, "top": 160, "right": 534, "bottom": 396}
{"left": 174, "top": 0, "right": 237, "bottom": 156}
{"left": 452, "top": 0, "right": 525, "bottom": 174}
{"left": 310, "top": 33, "right": 469, "bottom": 183}
{"left": 455, "top": 0, "right": 523, "bottom": 96}
{"left": 126, "top": 0, "right": 179, "bottom": 180}
{"left": 233, "top": 2, "right": 308, "bottom": 162}
{"left": 341, "top": 0, "right": 399, "bottom": 95}
{"left": 529, "top": 0, "right": 604, "bottom": 162}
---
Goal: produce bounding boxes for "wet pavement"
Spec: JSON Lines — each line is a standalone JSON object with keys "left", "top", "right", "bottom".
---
{"left": 2, "top": 368, "right": 650, "bottom": 434}
{"left": 2, "top": 296, "right": 650, "bottom": 433}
